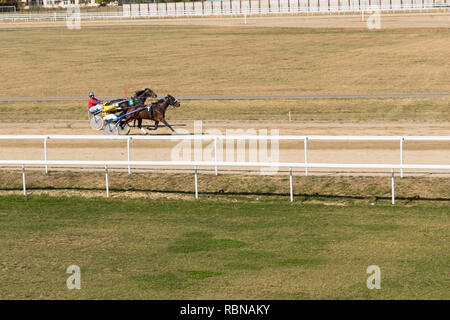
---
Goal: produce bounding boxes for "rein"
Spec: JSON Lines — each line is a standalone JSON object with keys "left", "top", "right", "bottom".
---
{"left": 118, "top": 106, "right": 147, "bottom": 121}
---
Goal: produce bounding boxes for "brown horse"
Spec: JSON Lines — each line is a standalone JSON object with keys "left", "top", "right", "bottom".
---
{"left": 104, "top": 88, "right": 157, "bottom": 111}
{"left": 123, "top": 95, "right": 180, "bottom": 134}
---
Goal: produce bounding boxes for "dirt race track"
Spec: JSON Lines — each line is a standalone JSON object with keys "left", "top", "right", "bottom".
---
{"left": 1, "top": 120, "right": 449, "bottom": 176}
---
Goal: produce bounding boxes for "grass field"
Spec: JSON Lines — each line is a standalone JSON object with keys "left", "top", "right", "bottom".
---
{"left": 0, "top": 195, "right": 448, "bottom": 299}
{"left": 1, "top": 97, "right": 449, "bottom": 121}
{"left": 0, "top": 25, "right": 449, "bottom": 97}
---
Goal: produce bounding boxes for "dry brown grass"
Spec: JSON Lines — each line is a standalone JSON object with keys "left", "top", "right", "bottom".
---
{"left": 0, "top": 25, "right": 449, "bottom": 97}
{"left": 0, "top": 97, "right": 449, "bottom": 122}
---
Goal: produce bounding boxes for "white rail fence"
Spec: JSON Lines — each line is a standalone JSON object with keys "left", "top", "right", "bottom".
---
{"left": 0, "top": 134, "right": 449, "bottom": 177}
{"left": 0, "top": 135, "right": 449, "bottom": 203}
{"left": 2, "top": 160, "right": 450, "bottom": 203}
{"left": 0, "top": 1, "right": 448, "bottom": 21}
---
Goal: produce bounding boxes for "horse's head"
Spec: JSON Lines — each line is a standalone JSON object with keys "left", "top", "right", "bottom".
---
{"left": 143, "top": 88, "right": 158, "bottom": 99}
{"left": 134, "top": 88, "right": 157, "bottom": 100}
{"left": 167, "top": 95, "right": 180, "bottom": 107}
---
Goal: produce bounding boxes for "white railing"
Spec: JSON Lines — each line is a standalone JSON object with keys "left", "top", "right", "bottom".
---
{"left": 0, "top": 134, "right": 448, "bottom": 177}
{"left": 0, "top": 6, "right": 15, "bottom": 13}
{"left": 0, "top": 134, "right": 449, "bottom": 203}
{"left": 1, "top": 159, "right": 449, "bottom": 203}
{"left": 0, "top": 2, "right": 448, "bottom": 21}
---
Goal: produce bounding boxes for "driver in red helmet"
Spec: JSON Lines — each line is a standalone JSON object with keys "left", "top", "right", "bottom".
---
{"left": 88, "top": 92, "right": 103, "bottom": 114}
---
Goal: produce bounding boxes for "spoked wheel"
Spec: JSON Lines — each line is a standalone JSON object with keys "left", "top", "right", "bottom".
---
{"left": 90, "top": 115, "right": 104, "bottom": 130}
{"left": 117, "top": 121, "right": 131, "bottom": 135}
{"left": 103, "top": 121, "right": 118, "bottom": 135}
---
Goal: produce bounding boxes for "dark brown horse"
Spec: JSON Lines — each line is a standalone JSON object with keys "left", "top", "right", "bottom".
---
{"left": 104, "top": 88, "right": 157, "bottom": 111}
{"left": 123, "top": 95, "right": 180, "bottom": 134}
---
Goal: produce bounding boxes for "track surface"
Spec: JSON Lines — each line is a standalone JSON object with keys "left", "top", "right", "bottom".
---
{"left": 1, "top": 93, "right": 450, "bottom": 101}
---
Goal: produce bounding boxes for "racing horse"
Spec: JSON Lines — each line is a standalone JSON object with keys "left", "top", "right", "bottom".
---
{"left": 123, "top": 95, "right": 180, "bottom": 134}
{"left": 103, "top": 88, "right": 157, "bottom": 111}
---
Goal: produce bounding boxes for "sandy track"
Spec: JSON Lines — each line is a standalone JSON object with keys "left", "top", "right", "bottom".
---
{"left": 1, "top": 119, "right": 449, "bottom": 135}
{"left": 1, "top": 13, "right": 449, "bottom": 29}
{"left": 0, "top": 120, "right": 449, "bottom": 177}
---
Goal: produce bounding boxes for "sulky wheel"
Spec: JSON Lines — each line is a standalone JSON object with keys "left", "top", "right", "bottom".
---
{"left": 103, "top": 122, "right": 118, "bottom": 135}
{"left": 117, "top": 122, "right": 131, "bottom": 135}
{"left": 90, "top": 115, "right": 104, "bottom": 131}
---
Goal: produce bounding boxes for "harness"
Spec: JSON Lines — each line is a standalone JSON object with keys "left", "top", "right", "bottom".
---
{"left": 145, "top": 98, "right": 166, "bottom": 118}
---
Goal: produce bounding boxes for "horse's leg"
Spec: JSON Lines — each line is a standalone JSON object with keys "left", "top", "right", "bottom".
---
{"left": 138, "top": 118, "right": 147, "bottom": 135}
{"left": 148, "top": 121, "right": 159, "bottom": 130}
{"left": 162, "top": 119, "right": 176, "bottom": 133}
{"left": 122, "top": 115, "right": 131, "bottom": 127}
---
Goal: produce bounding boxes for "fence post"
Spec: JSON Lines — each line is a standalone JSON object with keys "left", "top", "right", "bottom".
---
{"left": 194, "top": 165, "right": 199, "bottom": 199}
{"left": 105, "top": 165, "right": 110, "bottom": 198}
{"left": 391, "top": 168, "right": 395, "bottom": 205}
{"left": 22, "top": 164, "right": 26, "bottom": 196}
{"left": 304, "top": 137, "right": 308, "bottom": 176}
{"left": 400, "top": 137, "right": 404, "bottom": 178}
{"left": 127, "top": 136, "right": 131, "bottom": 175}
{"left": 289, "top": 167, "right": 293, "bottom": 202}
{"left": 44, "top": 137, "right": 48, "bottom": 174}
{"left": 214, "top": 137, "right": 218, "bottom": 175}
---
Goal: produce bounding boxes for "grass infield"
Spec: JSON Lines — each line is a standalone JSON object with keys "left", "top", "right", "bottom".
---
{"left": 0, "top": 194, "right": 448, "bottom": 299}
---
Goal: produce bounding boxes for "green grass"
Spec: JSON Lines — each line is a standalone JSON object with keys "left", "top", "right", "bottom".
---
{"left": 185, "top": 270, "right": 223, "bottom": 280}
{"left": 168, "top": 232, "right": 246, "bottom": 253}
{"left": 0, "top": 195, "right": 448, "bottom": 299}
